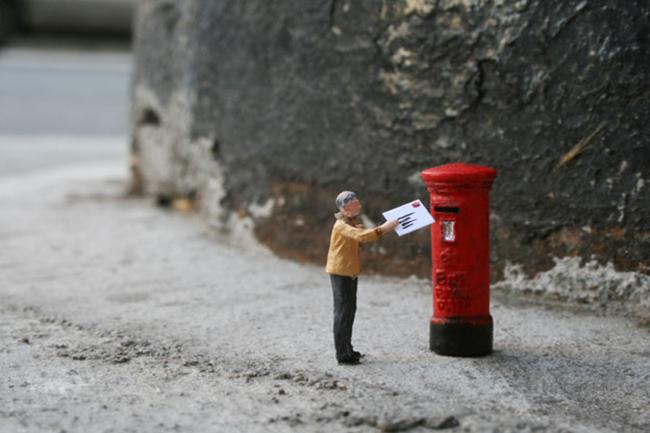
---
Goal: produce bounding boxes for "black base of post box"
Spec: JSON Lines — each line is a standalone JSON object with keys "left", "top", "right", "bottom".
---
{"left": 430, "top": 317, "right": 493, "bottom": 357}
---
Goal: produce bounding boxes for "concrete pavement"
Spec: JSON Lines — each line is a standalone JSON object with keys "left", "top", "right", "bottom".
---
{"left": 0, "top": 47, "right": 131, "bottom": 135}
{"left": 0, "top": 134, "right": 126, "bottom": 176}
{"left": 1, "top": 162, "right": 649, "bottom": 433}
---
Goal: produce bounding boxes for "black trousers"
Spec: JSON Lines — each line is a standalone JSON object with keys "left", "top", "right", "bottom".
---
{"left": 330, "top": 274, "right": 358, "bottom": 361}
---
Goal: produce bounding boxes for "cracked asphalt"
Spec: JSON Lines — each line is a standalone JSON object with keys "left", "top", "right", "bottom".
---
{"left": 1, "top": 162, "right": 649, "bottom": 433}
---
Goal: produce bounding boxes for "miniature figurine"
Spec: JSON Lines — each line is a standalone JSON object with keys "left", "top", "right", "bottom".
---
{"left": 325, "top": 191, "right": 399, "bottom": 365}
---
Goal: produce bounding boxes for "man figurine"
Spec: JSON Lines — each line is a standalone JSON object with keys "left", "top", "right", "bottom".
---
{"left": 325, "top": 191, "right": 399, "bottom": 365}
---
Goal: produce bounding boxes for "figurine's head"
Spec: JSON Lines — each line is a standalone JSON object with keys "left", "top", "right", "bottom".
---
{"left": 336, "top": 191, "right": 362, "bottom": 217}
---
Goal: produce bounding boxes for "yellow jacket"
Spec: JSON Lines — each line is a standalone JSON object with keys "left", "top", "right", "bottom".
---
{"left": 325, "top": 216, "right": 384, "bottom": 277}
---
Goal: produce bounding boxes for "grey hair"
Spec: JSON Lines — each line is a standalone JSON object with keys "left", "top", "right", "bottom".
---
{"left": 335, "top": 191, "right": 357, "bottom": 209}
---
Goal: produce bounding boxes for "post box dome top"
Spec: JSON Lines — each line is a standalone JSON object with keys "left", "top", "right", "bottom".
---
{"left": 421, "top": 163, "right": 497, "bottom": 187}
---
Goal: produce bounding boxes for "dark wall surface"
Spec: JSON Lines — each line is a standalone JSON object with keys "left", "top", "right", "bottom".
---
{"left": 131, "top": 0, "right": 649, "bottom": 285}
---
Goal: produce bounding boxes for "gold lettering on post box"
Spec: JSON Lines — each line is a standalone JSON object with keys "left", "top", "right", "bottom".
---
{"left": 448, "top": 272, "right": 467, "bottom": 298}
{"left": 435, "top": 271, "right": 470, "bottom": 313}
{"left": 440, "top": 247, "right": 454, "bottom": 267}
{"left": 434, "top": 270, "right": 446, "bottom": 298}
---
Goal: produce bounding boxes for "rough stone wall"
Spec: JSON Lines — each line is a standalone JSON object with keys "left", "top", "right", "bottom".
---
{"left": 131, "top": 0, "right": 650, "bottom": 308}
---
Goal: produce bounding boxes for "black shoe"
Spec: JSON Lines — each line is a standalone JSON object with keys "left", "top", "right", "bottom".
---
{"left": 352, "top": 351, "right": 365, "bottom": 360}
{"left": 337, "top": 356, "right": 361, "bottom": 365}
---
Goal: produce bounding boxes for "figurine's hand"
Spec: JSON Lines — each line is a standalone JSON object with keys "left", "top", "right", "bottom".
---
{"left": 381, "top": 219, "right": 399, "bottom": 233}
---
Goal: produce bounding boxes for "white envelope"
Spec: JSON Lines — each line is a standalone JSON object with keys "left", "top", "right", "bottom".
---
{"left": 382, "top": 199, "right": 435, "bottom": 236}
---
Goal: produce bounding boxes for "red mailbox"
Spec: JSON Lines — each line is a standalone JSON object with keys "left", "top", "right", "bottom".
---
{"left": 421, "top": 163, "right": 497, "bottom": 357}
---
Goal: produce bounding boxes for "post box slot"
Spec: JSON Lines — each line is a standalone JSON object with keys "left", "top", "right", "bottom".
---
{"left": 434, "top": 206, "right": 460, "bottom": 213}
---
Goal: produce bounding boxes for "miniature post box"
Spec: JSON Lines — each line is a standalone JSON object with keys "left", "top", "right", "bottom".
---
{"left": 421, "top": 163, "right": 497, "bottom": 357}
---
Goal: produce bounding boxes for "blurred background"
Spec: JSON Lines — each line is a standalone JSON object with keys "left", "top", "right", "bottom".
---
{"left": 1, "top": 0, "right": 647, "bottom": 298}
{"left": 0, "top": 0, "right": 133, "bottom": 176}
